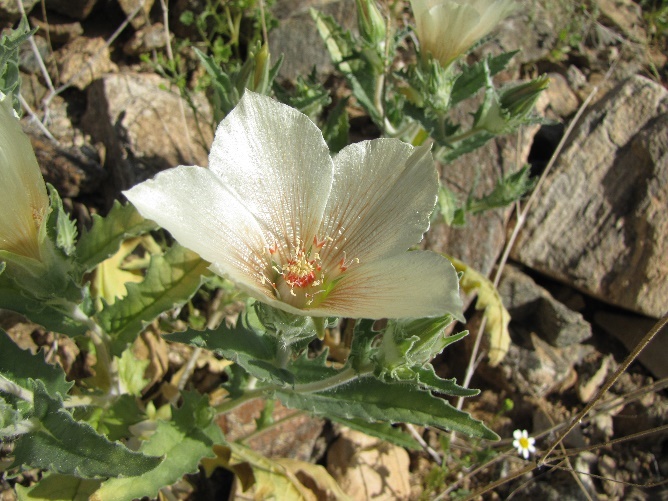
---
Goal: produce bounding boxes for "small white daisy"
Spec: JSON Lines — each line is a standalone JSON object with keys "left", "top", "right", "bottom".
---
{"left": 512, "top": 429, "right": 536, "bottom": 459}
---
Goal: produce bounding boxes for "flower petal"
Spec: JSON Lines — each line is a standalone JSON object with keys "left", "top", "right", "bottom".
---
{"left": 207, "top": 91, "right": 333, "bottom": 262}
{"left": 319, "top": 140, "right": 437, "bottom": 270}
{"left": 0, "top": 93, "right": 49, "bottom": 260}
{"left": 311, "top": 250, "right": 463, "bottom": 320}
{"left": 123, "top": 165, "right": 274, "bottom": 300}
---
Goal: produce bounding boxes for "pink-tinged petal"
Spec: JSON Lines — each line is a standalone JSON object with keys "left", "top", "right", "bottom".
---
{"left": 319, "top": 140, "right": 437, "bottom": 271}
{"left": 123, "top": 165, "right": 273, "bottom": 300}
{"left": 208, "top": 91, "right": 333, "bottom": 263}
{"left": 0, "top": 93, "right": 49, "bottom": 260}
{"left": 310, "top": 251, "right": 463, "bottom": 320}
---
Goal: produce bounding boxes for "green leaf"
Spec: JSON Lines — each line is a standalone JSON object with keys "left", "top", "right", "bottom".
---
{"left": 436, "top": 130, "right": 495, "bottom": 163}
{"left": 91, "top": 393, "right": 223, "bottom": 501}
{"left": 322, "top": 97, "right": 350, "bottom": 153}
{"left": 0, "top": 17, "right": 35, "bottom": 114}
{"left": 276, "top": 377, "right": 497, "bottom": 440}
{"left": 116, "top": 350, "right": 150, "bottom": 396}
{"left": 46, "top": 185, "right": 78, "bottom": 256}
{"left": 11, "top": 380, "right": 162, "bottom": 478}
{"left": 15, "top": 473, "right": 101, "bottom": 501}
{"left": 451, "top": 51, "right": 518, "bottom": 106}
{"left": 98, "top": 244, "right": 211, "bottom": 354}
{"left": 0, "top": 276, "right": 89, "bottom": 336}
{"left": 76, "top": 201, "right": 158, "bottom": 274}
{"left": 466, "top": 165, "right": 536, "bottom": 214}
{"left": 164, "top": 308, "right": 291, "bottom": 385}
{"left": 327, "top": 416, "right": 422, "bottom": 450}
{"left": 0, "top": 329, "right": 72, "bottom": 398}
{"left": 76, "top": 394, "right": 144, "bottom": 442}
{"left": 410, "top": 364, "right": 478, "bottom": 397}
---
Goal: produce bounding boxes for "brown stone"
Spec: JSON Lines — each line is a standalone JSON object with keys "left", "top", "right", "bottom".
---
{"left": 510, "top": 76, "right": 668, "bottom": 318}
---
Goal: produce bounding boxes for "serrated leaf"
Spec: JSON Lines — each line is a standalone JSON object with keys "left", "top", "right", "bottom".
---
{"left": 91, "top": 394, "right": 223, "bottom": 501}
{"left": 466, "top": 165, "right": 535, "bottom": 214}
{"left": 98, "top": 244, "right": 211, "bottom": 354}
{"left": 0, "top": 18, "right": 36, "bottom": 114}
{"left": 15, "top": 473, "right": 101, "bottom": 501}
{"left": 445, "top": 255, "right": 510, "bottom": 366}
{"left": 0, "top": 329, "right": 72, "bottom": 398}
{"left": 11, "top": 380, "right": 162, "bottom": 478}
{"left": 322, "top": 97, "right": 350, "bottom": 153}
{"left": 116, "top": 350, "right": 149, "bottom": 396}
{"left": 0, "top": 277, "right": 89, "bottom": 336}
{"left": 411, "top": 364, "right": 478, "bottom": 397}
{"left": 437, "top": 130, "right": 495, "bottom": 163}
{"left": 327, "top": 416, "right": 421, "bottom": 450}
{"left": 276, "top": 377, "right": 497, "bottom": 440}
{"left": 164, "top": 310, "right": 291, "bottom": 385}
{"left": 451, "top": 51, "right": 518, "bottom": 106}
{"left": 76, "top": 201, "right": 158, "bottom": 273}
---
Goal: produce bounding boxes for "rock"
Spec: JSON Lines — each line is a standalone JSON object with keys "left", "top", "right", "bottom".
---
{"left": 542, "top": 72, "right": 580, "bottom": 119}
{"left": 27, "top": 133, "right": 105, "bottom": 197}
{"left": 18, "top": 35, "right": 49, "bottom": 75}
{"left": 595, "top": 0, "right": 647, "bottom": 44}
{"left": 327, "top": 428, "right": 411, "bottom": 500}
{"left": 510, "top": 76, "right": 668, "bottom": 318}
{"left": 0, "top": 0, "right": 39, "bottom": 27}
{"left": 498, "top": 266, "right": 592, "bottom": 347}
{"left": 30, "top": 12, "right": 84, "bottom": 44}
{"left": 53, "top": 36, "right": 118, "bottom": 90}
{"left": 425, "top": 115, "right": 538, "bottom": 278}
{"left": 44, "top": 0, "right": 99, "bottom": 20}
{"left": 269, "top": 0, "right": 358, "bottom": 81}
{"left": 123, "top": 23, "right": 172, "bottom": 56}
{"left": 594, "top": 311, "right": 667, "bottom": 379}
{"left": 81, "top": 72, "right": 213, "bottom": 204}
{"left": 217, "top": 399, "right": 325, "bottom": 462}
{"left": 118, "top": 0, "right": 154, "bottom": 29}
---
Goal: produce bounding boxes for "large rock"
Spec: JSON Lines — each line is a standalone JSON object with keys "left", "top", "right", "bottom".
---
{"left": 81, "top": 72, "right": 213, "bottom": 205}
{"left": 53, "top": 37, "right": 118, "bottom": 90}
{"left": 511, "top": 76, "right": 668, "bottom": 318}
{"left": 269, "top": 0, "right": 357, "bottom": 80}
{"left": 0, "top": 0, "right": 39, "bottom": 27}
{"left": 44, "top": 0, "right": 99, "bottom": 20}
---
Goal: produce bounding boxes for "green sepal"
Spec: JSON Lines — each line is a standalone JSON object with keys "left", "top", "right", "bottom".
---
{"left": 75, "top": 201, "right": 158, "bottom": 275}
{"left": 97, "top": 244, "right": 211, "bottom": 355}
{"left": 10, "top": 380, "right": 163, "bottom": 479}
{"left": 46, "top": 184, "right": 77, "bottom": 257}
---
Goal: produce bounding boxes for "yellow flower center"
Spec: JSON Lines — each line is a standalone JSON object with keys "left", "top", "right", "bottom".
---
{"left": 519, "top": 437, "right": 530, "bottom": 449}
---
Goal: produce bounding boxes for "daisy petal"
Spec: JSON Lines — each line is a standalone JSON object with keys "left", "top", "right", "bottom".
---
{"left": 123, "top": 165, "right": 273, "bottom": 300}
{"left": 319, "top": 140, "right": 437, "bottom": 269}
{"left": 311, "top": 250, "right": 463, "bottom": 319}
{"left": 208, "top": 91, "right": 333, "bottom": 260}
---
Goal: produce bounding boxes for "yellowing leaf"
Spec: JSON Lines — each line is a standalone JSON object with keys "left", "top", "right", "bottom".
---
{"left": 202, "top": 444, "right": 350, "bottom": 500}
{"left": 91, "top": 238, "right": 145, "bottom": 306}
{"left": 445, "top": 255, "right": 511, "bottom": 366}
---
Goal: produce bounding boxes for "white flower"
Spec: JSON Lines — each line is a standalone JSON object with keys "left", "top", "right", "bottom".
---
{"left": 512, "top": 429, "right": 536, "bottom": 459}
{"left": 124, "top": 91, "right": 463, "bottom": 320}
{"left": 0, "top": 92, "right": 49, "bottom": 261}
{"left": 410, "top": 0, "right": 516, "bottom": 67}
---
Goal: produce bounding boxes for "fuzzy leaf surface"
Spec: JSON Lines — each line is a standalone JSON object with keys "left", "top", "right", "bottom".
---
{"left": 276, "top": 377, "right": 497, "bottom": 440}
{"left": 91, "top": 393, "right": 223, "bottom": 501}
{"left": 10, "top": 381, "right": 162, "bottom": 478}
{"left": 15, "top": 474, "right": 101, "bottom": 501}
{"left": 0, "top": 329, "right": 72, "bottom": 397}
{"left": 76, "top": 201, "right": 158, "bottom": 273}
{"left": 98, "top": 244, "right": 210, "bottom": 354}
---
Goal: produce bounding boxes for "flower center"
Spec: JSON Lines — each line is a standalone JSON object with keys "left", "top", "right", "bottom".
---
{"left": 283, "top": 250, "right": 320, "bottom": 289}
{"left": 519, "top": 437, "right": 529, "bottom": 449}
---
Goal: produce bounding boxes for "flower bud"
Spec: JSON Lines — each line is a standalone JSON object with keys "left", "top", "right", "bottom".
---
{"left": 476, "top": 74, "right": 549, "bottom": 134}
{"left": 356, "top": 0, "right": 387, "bottom": 45}
{"left": 0, "top": 92, "right": 49, "bottom": 262}
{"left": 410, "top": 0, "right": 516, "bottom": 68}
